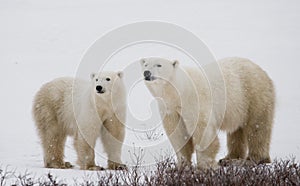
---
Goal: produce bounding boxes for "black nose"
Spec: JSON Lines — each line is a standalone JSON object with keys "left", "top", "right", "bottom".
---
{"left": 144, "top": 70, "right": 151, "bottom": 78}
{"left": 96, "top": 85, "right": 102, "bottom": 92}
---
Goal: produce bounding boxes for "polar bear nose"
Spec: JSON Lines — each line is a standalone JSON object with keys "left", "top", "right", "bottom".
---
{"left": 96, "top": 85, "right": 103, "bottom": 92}
{"left": 144, "top": 70, "right": 151, "bottom": 78}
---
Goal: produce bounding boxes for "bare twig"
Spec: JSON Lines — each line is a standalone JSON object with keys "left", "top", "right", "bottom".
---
{"left": 128, "top": 143, "right": 146, "bottom": 167}
{"left": 134, "top": 128, "right": 164, "bottom": 142}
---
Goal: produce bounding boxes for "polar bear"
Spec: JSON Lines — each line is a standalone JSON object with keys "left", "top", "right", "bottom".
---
{"left": 140, "top": 57, "right": 275, "bottom": 168}
{"left": 32, "top": 71, "right": 127, "bottom": 170}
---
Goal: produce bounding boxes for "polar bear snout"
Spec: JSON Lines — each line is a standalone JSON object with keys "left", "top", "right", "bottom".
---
{"left": 144, "top": 70, "right": 156, "bottom": 81}
{"left": 96, "top": 85, "right": 105, "bottom": 94}
{"left": 143, "top": 70, "right": 151, "bottom": 80}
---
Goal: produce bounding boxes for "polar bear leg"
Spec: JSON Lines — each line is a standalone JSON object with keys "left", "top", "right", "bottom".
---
{"left": 41, "top": 121, "right": 67, "bottom": 169}
{"left": 195, "top": 137, "right": 219, "bottom": 169}
{"left": 225, "top": 127, "right": 247, "bottom": 160}
{"left": 101, "top": 114, "right": 126, "bottom": 170}
{"left": 245, "top": 115, "right": 272, "bottom": 164}
{"left": 163, "top": 112, "right": 194, "bottom": 165}
{"left": 74, "top": 132, "right": 101, "bottom": 170}
{"left": 177, "top": 138, "right": 194, "bottom": 166}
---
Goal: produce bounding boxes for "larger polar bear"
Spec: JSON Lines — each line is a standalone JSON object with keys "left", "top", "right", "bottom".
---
{"left": 32, "top": 71, "right": 127, "bottom": 170}
{"left": 140, "top": 57, "right": 275, "bottom": 168}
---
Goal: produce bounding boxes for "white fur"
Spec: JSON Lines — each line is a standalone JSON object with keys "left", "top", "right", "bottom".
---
{"left": 141, "top": 57, "right": 275, "bottom": 168}
{"left": 33, "top": 71, "right": 127, "bottom": 170}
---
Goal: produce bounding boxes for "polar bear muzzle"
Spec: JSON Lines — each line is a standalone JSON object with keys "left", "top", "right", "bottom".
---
{"left": 96, "top": 85, "right": 105, "bottom": 94}
{"left": 143, "top": 70, "right": 157, "bottom": 81}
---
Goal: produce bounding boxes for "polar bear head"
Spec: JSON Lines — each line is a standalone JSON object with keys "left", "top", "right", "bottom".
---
{"left": 140, "top": 57, "right": 179, "bottom": 83}
{"left": 90, "top": 71, "right": 124, "bottom": 96}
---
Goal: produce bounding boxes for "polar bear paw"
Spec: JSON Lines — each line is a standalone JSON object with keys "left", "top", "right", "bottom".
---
{"left": 87, "top": 165, "right": 105, "bottom": 171}
{"left": 197, "top": 159, "right": 218, "bottom": 170}
{"left": 108, "top": 162, "right": 127, "bottom": 170}
{"left": 46, "top": 161, "right": 73, "bottom": 169}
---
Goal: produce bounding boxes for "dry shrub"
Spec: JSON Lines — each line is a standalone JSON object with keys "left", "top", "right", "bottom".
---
{"left": 1, "top": 158, "right": 299, "bottom": 185}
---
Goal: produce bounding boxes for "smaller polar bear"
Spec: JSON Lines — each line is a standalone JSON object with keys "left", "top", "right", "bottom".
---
{"left": 140, "top": 57, "right": 274, "bottom": 168}
{"left": 32, "top": 71, "right": 127, "bottom": 170}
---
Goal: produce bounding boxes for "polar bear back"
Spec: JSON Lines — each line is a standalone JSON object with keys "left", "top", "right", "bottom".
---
{"left": 219, "top": 57, "right": 275, "bottom": 133}
{"left": 33, "top": 77, "right": 89, "bottom": 136}
{"left": 180, "top": 57, "right": 274, "bottom": 134}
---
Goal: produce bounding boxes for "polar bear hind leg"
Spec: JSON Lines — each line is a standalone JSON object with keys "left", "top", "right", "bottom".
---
{"left": 33, "top": 103, "right": 71, "bottom": 169}
{"left": 225, "top": 127, "right": 248, "bottom": 160}
{"left": 42, "top": 121, "right": 67, "bottom": 168}
{"left": 245, "top": 107, "right": 274, "bottom": 164}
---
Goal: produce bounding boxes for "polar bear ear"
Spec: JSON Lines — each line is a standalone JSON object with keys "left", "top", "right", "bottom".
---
{"left": 140, "top": 58, "right": 146, "bottom": 65}
{"left": 172, "top": 60, "right": 179, "bottom": 68}
{"left": 90, "top": 73, "right": 97, "bottom": 80}
{"left": 117, "top": 71, "right": 124, "bottom": 78}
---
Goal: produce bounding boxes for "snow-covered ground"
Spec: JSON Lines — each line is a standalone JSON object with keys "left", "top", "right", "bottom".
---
{"left": 1, "top": 0, "right": 300, "bottom": 182}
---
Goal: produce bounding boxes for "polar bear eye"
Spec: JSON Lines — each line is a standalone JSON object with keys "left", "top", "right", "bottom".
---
{"left": 157, "top": 64, "right": 162, "bottom": 67}
{"left": 106, "top": 77, "right": 111, "bottom": 81}
{"left": 95, "top": 78, "right": 98, "bottom": 81}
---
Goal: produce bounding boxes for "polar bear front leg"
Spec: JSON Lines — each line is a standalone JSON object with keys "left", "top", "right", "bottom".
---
{"left": 194, "top": 121, "right": 220, "bottom": 169}
{"left": 74, "top": 131, "right": 103, "bottom": 170}
{"left": 195, "top": 137, "right": 219, "bottom": 169}
{"left": 163, "top": 111, "right": 194, "bottom": 166}
{"left": 101, "top": 114, "right": 126, "bottom": 170}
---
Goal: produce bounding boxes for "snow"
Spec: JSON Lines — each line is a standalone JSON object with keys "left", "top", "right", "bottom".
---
{"left": 1, "top": 0, "right": 300, "bottom": 183}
